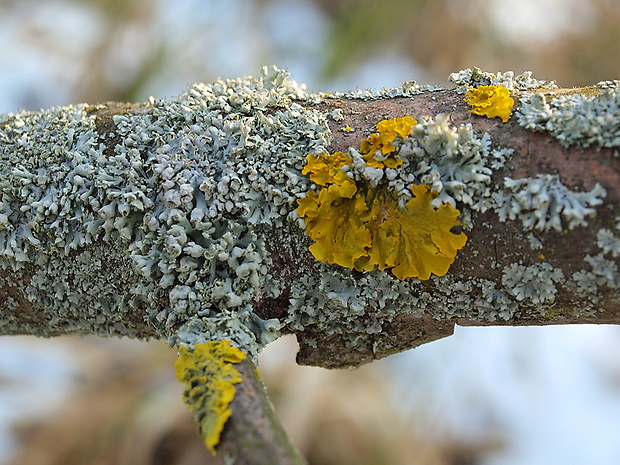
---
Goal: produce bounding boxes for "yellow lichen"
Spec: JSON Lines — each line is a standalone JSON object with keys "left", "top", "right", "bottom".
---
{"left": 297, "top": 119, "right": 468, "bottom": 281}
{"left": 175, "top": 340, "right": 246, "bottom": 455}
{"left": 359, "top": 116, "right": 417, "bottom": 168}
{"left": 362, "top": 184, "right": 467, "bottom": 280}
{"left": 297, "top": 187, "right": 372, "bottom": 269}
{"left": 302, "top": 151, "right": 356, "bottom": 197}
{"left": 464, "top": 85, "right": 514, "bottom": 122}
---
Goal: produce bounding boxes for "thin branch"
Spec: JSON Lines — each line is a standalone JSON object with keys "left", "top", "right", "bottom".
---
{"left": 218, "top": 358, "right": 307, "bottom": 465}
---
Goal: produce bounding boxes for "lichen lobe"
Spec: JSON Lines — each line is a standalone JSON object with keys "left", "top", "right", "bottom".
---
{"left": 175, "top": 340, "right": 246, "bottom": 455}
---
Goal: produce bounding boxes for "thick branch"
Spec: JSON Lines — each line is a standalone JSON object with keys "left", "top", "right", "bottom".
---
{"left": 0, "top": 68, "right": 618, "bottom": 370}
{"left": 294, "top": 88, "right": 620, "bottom": 367}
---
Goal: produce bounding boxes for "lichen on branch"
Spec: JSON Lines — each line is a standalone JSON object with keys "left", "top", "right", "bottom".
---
{"left": 465, "top": 85, "right": 514, "bottom": 122}
{"left": 175, "top": 340, "right": 246, "bottom": 455}
{"left": 0, "top": 66, "right": 618, "bottom": 370}
{"left": 296, "top": 117, "right": 467, "bottom": 280}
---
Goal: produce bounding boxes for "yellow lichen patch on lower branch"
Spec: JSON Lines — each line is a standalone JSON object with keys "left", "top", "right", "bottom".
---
{"left": 175, "top": 340, "right": 247, "bottom": 455}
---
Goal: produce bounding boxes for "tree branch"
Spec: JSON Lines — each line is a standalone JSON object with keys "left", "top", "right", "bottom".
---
{"left": 218, "top": 358, "right": 307, "bottom": 465}
{"left": 1, "top": 68, "right": 619, "bottom": 365}
{"left": 1, "top": 66, "right": 619, "bottom": 460}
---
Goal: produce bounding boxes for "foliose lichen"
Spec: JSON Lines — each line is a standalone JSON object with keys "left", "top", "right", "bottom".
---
{"left": 175, "top": 340, "right": 246, "bottom": 455}
{"left": 397, "top": 112, "right": 508, "bottom": 212}
{"left": 464, "top": 85, "right": 514, "bottom": 122}
{"left": 575, "top": 222, "right": 620, "bottom": 295}
{"left": 596, "top": 227, "right": 620, "bottom": 258}
{"left": 492, "top": 174, "right": 607, "bottom": 232}
{"left": 0, "top": 66, "right": 331, "bottom": 354}
{"left": 0, "top": 66, "right": 618, "bottom": 362}
{"left": 326, "top": 80, "right": 444, "bottom": 100}
{"left": 296, "top": 117, "right": 468, "bottom": 281}
{"left": 501, "top": 262, "right": 564, "bottom": 305}
{"left": 516, "top": 88, "right": 620, "bottom": 149}
{"left": 449, "top": 67, "right": 558, "bottom": 92}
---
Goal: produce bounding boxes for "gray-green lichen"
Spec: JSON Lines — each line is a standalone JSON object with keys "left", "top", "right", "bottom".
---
{"left": 575, "top": 222, "right": 620, "bottom": 295}
{"left": 0, "top": 66, "right": 330, "bottom": 354}
{"left": 327, "top": 81, "right": 444, "bottom": 100}
{"left": 501, "top": 263, "right": 563, "bottom": 305}
{"left": 449, "top": 67, "right": 558, "bottom": 92}
{"left": 492, "top": 174, "right": 606, "bottom": 231}
{"left": 0, "top": 66, "right": 618, "bottom": 360}
{"left": 597, "top": 227, "right": 620, "bottom": 258}
{"left": 516, "top": 88, "right": 620, "bottom": 149}
{"left": 337, "top": 112, "right": 505, "bottom": 214}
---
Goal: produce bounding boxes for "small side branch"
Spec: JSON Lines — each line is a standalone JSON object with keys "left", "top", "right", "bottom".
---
{"left": 218, "top": 358, "right": 307, "bottom": 465}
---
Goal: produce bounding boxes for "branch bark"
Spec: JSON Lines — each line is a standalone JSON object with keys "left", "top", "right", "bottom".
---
{"left": 1, "top": 72, "right": 617, "bottom": 365}
{"left": 293, "top": 87, "right": 620, "bottom": 367}
{"left": 1, "top": 68, "right": 618, "bottom": 460}
{"left": 218, "top": 358, "right": 307, "bottom": 465}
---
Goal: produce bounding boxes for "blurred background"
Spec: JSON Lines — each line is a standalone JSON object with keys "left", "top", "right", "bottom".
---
{"left": 0, "top": 0, "right": 619, "bottom": 464}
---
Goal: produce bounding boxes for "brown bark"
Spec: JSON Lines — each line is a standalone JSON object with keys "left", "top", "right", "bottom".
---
{"left": 218, "top": 358, "right": 307, "bottom": 465}
{"left": 289, "top": 91, "right": 620, "bottom": 368}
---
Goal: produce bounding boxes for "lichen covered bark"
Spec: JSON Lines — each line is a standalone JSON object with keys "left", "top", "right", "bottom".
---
{"left": 0, "top": 67, "right": 618, "bottom": 370}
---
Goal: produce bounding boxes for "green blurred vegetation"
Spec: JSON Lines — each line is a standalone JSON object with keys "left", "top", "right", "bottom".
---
{"left": 311, "top": 0, "right": 619, "bottom": 86}
{"left": 1, "top": 0, "right": 617, "bottom": 109}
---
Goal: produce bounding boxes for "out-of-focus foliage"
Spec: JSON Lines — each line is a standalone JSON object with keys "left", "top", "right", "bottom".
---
{"left": 0, "top": 0, "right": 268, "bottom": 110}
{"left": 6, "top": 336, "right": 501, "bottom": 465}
{"left": 306, "top": 0, "right": 620, "bottom": 86}
{"left": 306, "top": 0, "right": 429, "bottom": 80}
{"left": 2, "top": 0, "right": 616, "bottom": 111}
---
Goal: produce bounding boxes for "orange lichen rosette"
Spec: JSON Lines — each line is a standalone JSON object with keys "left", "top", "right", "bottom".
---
{"left": 297, "top": 188, "right": 372, "bottom": 268}
{"left": 297, "top": 160, "right": 467, "bottom": 280}
{"left": 376, "top": 184, "right": 468, "bottom": 280}
{"left": 297, "top": 116, "right": 468, "bottom": 280}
